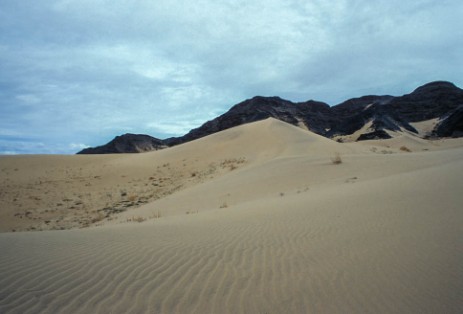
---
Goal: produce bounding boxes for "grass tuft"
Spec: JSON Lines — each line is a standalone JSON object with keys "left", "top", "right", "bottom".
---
{"left": 400, "top": 146, "right": 411, "bottom": 152}
{"left": 331, "top": 152, "right": 342, "bottom": 165}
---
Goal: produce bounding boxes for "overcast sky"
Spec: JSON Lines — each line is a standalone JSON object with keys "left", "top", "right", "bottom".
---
{"left": 1, "top": 0, "right": 462, "bottom": 154}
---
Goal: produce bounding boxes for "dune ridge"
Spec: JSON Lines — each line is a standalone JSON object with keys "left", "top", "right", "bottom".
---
{"left": 1, "top": 118, "right": 462, "bottom": 313}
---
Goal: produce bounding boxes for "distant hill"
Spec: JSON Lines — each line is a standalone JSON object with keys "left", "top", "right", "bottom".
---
{"left": 78, "top": 134, "right": 167, "bottom": 154}
{"left": 77, "top": 81, "right": 463, "bottom": 154}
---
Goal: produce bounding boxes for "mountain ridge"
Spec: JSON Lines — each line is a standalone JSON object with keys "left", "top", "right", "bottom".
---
{"left": 78, "top": 80, "right": 463, "bottom": 154}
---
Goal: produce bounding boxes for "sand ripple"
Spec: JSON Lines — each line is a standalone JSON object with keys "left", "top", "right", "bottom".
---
{"left": 1, "top": 168, "right": 462, "bottom": 314}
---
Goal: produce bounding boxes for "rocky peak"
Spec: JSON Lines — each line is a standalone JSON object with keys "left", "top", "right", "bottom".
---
{"left": 78, "top": 133, "right": 166, "bottom": 154}
{"left": 411, "top": 81, "right": 459, "bottom": 94}
{"left": 388, "top": 80, "right": 463, "bottom": 122}
{"left": 164, "top": 96, "right": 332, "bottom": 146}
{"left": 78, "top": 80, "right": 463, "bottom": 154}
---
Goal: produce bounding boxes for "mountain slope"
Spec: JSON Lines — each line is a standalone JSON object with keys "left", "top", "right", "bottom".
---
{"left": 78, "top": 80, "right": 463, "bottom": 154}
{"left": 164, "top": 97, "right": 333, "bottom": 146}
{"left": 78, "top": 133, "right": 167, "bottom": 154}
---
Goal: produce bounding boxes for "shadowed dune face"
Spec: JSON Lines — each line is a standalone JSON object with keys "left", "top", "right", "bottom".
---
{"left": 1, "top": 118, "right": 463, "bottom": 313}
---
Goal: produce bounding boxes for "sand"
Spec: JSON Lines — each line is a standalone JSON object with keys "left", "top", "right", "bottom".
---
{"left": 1, "top": 118, "right": 462, "bottom": 313}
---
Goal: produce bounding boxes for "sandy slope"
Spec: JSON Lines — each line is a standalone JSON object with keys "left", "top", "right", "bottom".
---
{"left": 1, "top": 118, "right": 462, "bottom": 313}
{"left": 0, "top": 119, "right": 353, "bottom": 232}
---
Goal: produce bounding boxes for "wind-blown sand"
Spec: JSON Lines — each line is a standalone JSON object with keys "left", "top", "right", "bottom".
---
{"left": 1, "top": 118, "right": 462, "bottom": 313}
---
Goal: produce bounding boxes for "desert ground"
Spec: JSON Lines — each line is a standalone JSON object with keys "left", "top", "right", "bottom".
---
{"left": 0, "top": 118, "right": 462, "bottom": 313}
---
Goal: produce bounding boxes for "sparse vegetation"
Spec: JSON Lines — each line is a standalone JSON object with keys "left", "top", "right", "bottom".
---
{"left": 128, "top": 194, "right": 138, "bottom": 202}
{"left": 331, "top": 152, "right": 342, "bottom": 164}
{"left": 150, "top": 211, "right": 162, "bottom": 219}
{"left": 127, "top": 216, "right": 146, "bottom": 223}
{"left": 220, "top": 157, "right": 246, "bottom": 171}
{"left": 345, "top": 177, "right": 358, "bottom": 183}
{"left": 400, "top": 146, "right": 411, "bottom": 152}
{"left": 2, "top": 152, "right": 248, "bottom": 232}
{"left": 91, "top": 212, "right": 106, "bottom": 223}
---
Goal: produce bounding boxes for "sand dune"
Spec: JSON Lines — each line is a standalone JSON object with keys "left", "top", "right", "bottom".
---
{"left": 1, "top": 118, "right": 462, "bottom": 313}
{"left": 0, "top": 119, "right": 353, "bottom": 232}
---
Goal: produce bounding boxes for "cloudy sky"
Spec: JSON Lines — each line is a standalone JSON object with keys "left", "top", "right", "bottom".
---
{"left": 1, "top": 0, "right": 462, "bottom": 154}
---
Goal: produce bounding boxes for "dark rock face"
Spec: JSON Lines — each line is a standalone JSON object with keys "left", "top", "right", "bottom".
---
{"left": 78, "top": 81, "right": 463, "bottom": 153}
{"left": 357, "top": 130, "right": 392, "bottom": 141}
{"left": 434, "top": 105, "right": 463, "bottom": 137}
{"left": 77, "top": 134, "right": 167, "bottom": 154}
{"left": 167, "top": 81, "right": 462, "bottom": 145}
{"left": 329, "top": 95, "right": 401, "bottom": 136}
{"left": 388, "top": 81, "right": 463, "bottom": 122}
{"left": 165, "top": 96, "right": 333, "bottom": 146}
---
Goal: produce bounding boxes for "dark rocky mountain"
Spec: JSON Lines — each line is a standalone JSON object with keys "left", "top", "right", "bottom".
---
{"left": 164, "top": 97, "right": 333, "bottom": 146}
{"left": 78, "top": 81, "right": 463, "bottom": 154}
{"left": 78, "top": 134, "right": 167, "bottom": 154}
{"left": 435, "top": 106, "right": 463, "bottom": 137}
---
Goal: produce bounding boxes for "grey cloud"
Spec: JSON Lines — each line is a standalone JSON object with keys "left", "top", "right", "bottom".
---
{"left": 1, "top": 0, "right": 462, "bottom": 153}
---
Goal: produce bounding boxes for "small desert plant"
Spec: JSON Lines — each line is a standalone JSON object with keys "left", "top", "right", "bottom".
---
{"left": 134, "top": 216, "right": 146, "bottom": 223}
{"left": 91, "top": 212, "right": 106, "bottom": 223}
{"left": 331, "top": 152, "right": 342, "bottom": 164}
{"left": 128, "top": 194, "right": 138, "bottom": 202}
{"left": 399, "top": 146, "right": 411, "bottom": 152}
{"left": 127, "top": 216, "right": 146, "bottom": 223}
{"left": 219, "top": 202, "right": 228, "bottom": 208}
{"left": 219, "top": 158, "right": 246, "bottom": 171}
{"left": 150, "top": 211, "right": 162, "bottom": 219}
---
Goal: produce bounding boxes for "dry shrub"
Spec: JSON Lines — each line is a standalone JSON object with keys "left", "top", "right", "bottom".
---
{"left": 400, "top": 146, "right": 411, "bottom": 152}
{"left": 92, "top": 212, "right": 106, "bottom": 223}
{"left": 331, "top": 152, "right": 342, "bottom": 164}
{"left": 127, "top": 216, "right": 146, "bottom": 223}
{"left": 128, "top": 194, "right": 138, "bottom": 202}
{"left": 151, "top": 211, "right": 162, "bottom": 219}
{"left": 220, "top": 158, "right": 246, "bottom": 171}
{"left": 134, "top": 216, "right": 145, "bottom": 223}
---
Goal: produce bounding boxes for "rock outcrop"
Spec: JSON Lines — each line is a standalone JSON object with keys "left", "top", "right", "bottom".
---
{"left": 78, "top": 134, "right": 167, "bottom": 154}
{"left": 78, "top": 81, "right": 463, "bottom": 154}
{"left": 164, "top": 97, "right": 333, "bottom": 146}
